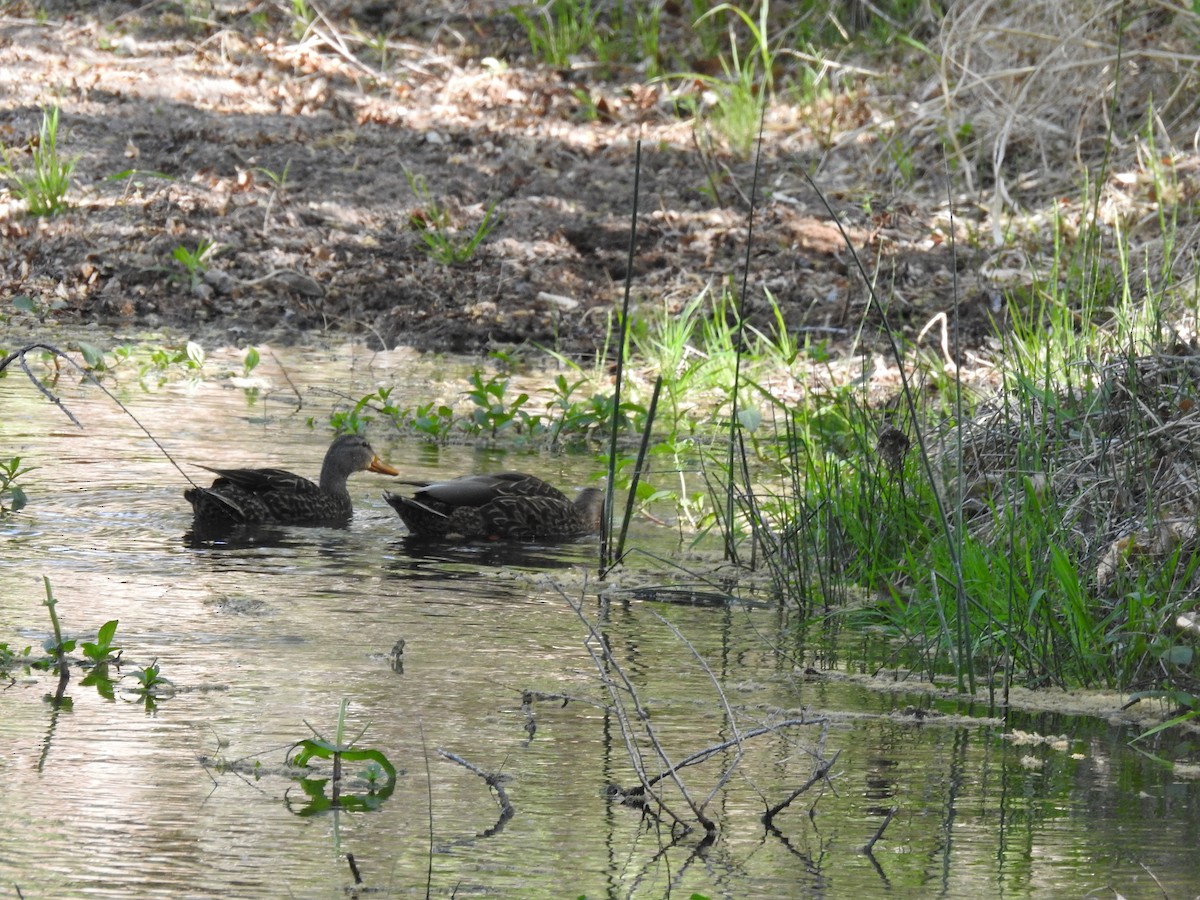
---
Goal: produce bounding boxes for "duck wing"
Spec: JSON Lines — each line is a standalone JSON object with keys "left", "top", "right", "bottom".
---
{"left": 198, "top": 464, "right": 321, "bottom": 495}
{"left": 400, "top": 472, "right": 568, "bottom": 508}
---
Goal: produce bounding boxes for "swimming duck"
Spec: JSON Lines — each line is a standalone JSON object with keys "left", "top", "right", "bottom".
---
{"left": 185, "top": 434, "right": 399, "bottom": 528}
{"left": 383, "top": 472, "right": 604, "bottom": 540}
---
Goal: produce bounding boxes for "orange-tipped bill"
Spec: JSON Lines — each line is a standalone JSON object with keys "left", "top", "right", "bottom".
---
{"left": 369, "top": 456, "right": 400, "bottom": 476}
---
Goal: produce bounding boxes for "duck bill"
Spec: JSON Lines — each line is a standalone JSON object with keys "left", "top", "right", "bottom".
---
{"left": 369, "top": 456, "right": 400, "bottom": 476}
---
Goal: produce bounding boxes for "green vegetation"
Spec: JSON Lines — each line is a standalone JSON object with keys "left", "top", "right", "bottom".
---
{"left": 1, "top": 339, "right": 212, "bottom": 384}
{"left": 697, "top": 178, "right": 1200, "bottom": 714}
{"left": 0, "top": 456, "right": 32, "bottom": 515}
{"left": 683, "top": 2, "right": 787, "bottom": 156}
{"left": 404, "top": 167, "right": 500, "bottom": 265}
{"left": 80, "top": 619, "right": 121, "bottom": 665}
{"left": 171, "top": 239, "right": 218, "bottom": 290}
{"left": 288, "top": 0, "right": 315, "bottom": 40}
{"left": 0, "top": 579, "right": 159, "bottom": 706}
{"left": 0, "top": 105, "right": 74, "bottom": 217}
{"left": 242, "top": 345, "right": 261, "bottom": 376}
{"left": 125, "top": 659, "right": 171, "bottom": 693}
{"left": 285, "top": 699, "right": 397, "bottom": 815}
{"left": 512, "top": 0, "right": 601, "bottom": 68}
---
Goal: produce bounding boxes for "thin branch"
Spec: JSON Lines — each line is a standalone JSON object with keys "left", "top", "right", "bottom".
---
{"left": 436, "top": 748, "right": 514, "bottom": 838}
{"left": 762, "top": 748, "right": 841, "bottom": 828}
{"left": 862, "top": 805, "right": 897, "bottom": 855}
{"left": 0, "top": 343, "right": 198, "bottom": 485}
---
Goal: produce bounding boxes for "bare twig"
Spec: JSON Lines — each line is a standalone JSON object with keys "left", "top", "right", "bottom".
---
{"left": 762, "top": 748, "right": 841, "bottom": 829}
{"left": 418, "top": 721, "right": 433, "bottom": 900}
{"left": 0, "top": 343, "right": 198, "bottom": 486}
{"left": 649, "top": 610, "right": 743, "bottom": 815}
{"left": 862, "top": 805, "right": 898, "bottom": 854}
{"left": 557, "top": 579, "right": 700, "bottom": 832}
{"left": 436, "top": 749, "right": 514, "bottom": 838}
{"left": 556, "top": 579, "right": 838, "bottom": 837}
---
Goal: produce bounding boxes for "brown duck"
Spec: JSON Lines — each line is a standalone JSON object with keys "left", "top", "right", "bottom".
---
{"left": 185, "top": 434, "right": 399, "bottom": 528}
{"left": 384, "top": 472, "right": 604, "bottom": 540}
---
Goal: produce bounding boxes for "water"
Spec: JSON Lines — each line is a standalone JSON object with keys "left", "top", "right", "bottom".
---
{"left": 1, "top": 339, "right": 1198, "bottom": 898}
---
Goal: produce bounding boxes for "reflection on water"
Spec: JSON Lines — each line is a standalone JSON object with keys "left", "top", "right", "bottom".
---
{"left": 390, "top": 533, "right": 601, "bottom": 575}
{"left": 1, "top": 341, "right": 1199, "bottom": 898}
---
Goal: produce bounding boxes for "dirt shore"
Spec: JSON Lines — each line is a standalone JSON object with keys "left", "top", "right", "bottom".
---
{"left": 0, "top": 2, "right": 1004, "bottom": 359}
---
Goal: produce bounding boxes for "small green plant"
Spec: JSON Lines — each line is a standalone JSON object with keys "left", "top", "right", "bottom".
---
{"left": 0, "top": 105, "right": 75, "bottom": 217}
{"left": 327, "top": 386, "right": 400, "bottom": 434}
{"left": 11, "top": 293, "right": 68, "bottom": 320}
{"left": 571, "top": 87, "right": 601, "bottom": 121}
{"left": 126, "top": 659, "right": 172, "bottom": 693}
{"left": 172, "top": 239, "right": 218, "bottom": 289}
{"left": 410, "top": 400, "right": 456, "bottom": 442}
{"left": 285, "top": 699, "right": 397, "bottom": 815}
{"left": 242, "top": 346, "right": 261, "bottom": 377}
{"left": 80, "top": 619, "right": 121, "bottom": 665}
{"left": 464, "top": 369, "right": 535, "bottom": 438}
{"left": 404, "top": 167, "right": 499, "bottom": 263}
{"left": 512, "top": 0, "right": 600, "bottom": 67}
{"left": 256, "top": 160, "right": 291, "bottom": 192}
{"left": 289, "top": 0, "right": 315, "bottom": 39}
{"left": 148, "top": 341, "right": 206, "bottom": 373}
{"left": 0, "top": 456, "right": 33, "bottom": 515}
{"left": 256, "top": 161, "right": 291, "bottom": 230}
{"left": 0, "top": 640, "right": 22, "bottom": 674}
{"left": 360, "top": 29, "right": 392, "bottom": 70}
{"left": 248, "top": 8, "right": 270, "bottom": 33}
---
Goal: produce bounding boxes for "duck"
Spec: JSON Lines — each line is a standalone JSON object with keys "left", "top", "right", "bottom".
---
{"left": 383, "top": 472, "right": 604, "bottom": 540}
{"left": 185, "top": 433, "right": 399, "bottom": 529}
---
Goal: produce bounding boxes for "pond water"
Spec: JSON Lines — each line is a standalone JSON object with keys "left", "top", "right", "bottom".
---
{"left": 1, "top": 338, "right": 1199, "bottom": 899}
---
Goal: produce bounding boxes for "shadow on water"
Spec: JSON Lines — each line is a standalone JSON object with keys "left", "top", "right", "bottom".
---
{"left": 182, "top": 525, "right": 299, "bottom": 549}
{"left": 383, "top": 534, "right": 601, "bottom": 579}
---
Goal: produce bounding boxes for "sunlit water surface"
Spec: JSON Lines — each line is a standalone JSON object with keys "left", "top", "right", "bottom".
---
{"left": 1, "top": 340, "right": 1198, "bottom": 898}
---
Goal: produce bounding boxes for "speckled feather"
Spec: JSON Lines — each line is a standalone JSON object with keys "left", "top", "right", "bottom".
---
{"left": 384, "top": 472, "right": 604, "bottom": 540}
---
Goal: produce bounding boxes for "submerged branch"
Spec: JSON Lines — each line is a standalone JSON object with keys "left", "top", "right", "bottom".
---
{"left": 437, "top": 748, "right": 514, "bottom": 838}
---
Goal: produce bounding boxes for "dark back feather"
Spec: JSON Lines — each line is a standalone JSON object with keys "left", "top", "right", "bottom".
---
{"left": 385, "top": 473, "right": 603, "bottom": 540}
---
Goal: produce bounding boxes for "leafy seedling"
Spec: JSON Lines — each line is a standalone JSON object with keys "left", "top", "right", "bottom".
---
{"left": 80, "top": 619, "right": 121, "bottom": 665}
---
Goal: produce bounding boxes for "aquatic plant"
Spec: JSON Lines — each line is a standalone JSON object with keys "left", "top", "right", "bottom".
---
{"left": 125, "top": 659, "right": 171, "bottom": 693}
{"left": 80, "top": 619, "right": 121, "bottom": 665}
{"left": 463, "top": 369, "right": 535, "bottom": 438}
{"left": 285, "top": 699, "right": 397, "bottom": 815}
{"left": 0, "top": 456, "right": 32, "bottom": 515}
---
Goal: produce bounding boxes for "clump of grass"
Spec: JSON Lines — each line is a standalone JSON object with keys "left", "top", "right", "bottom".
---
{"left": 666, "top": 1, "right": 801, "bottom": 157}
{"left": 710, "top": 163, "right": 1200, "bottom": 712}
{"left": 512, "top": 0, "right": 601, "bottom": 67}
{"left": 404, "top": 168, "right": 499, "bottom": 265}
{"left": 0, "top": 105, "right": 75, "bottom": 217}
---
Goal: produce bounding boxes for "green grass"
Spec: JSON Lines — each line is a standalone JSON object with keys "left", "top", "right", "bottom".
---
{"left": 404, "top": 167, "right": 500, "bottom": 265}
{"left": 512, "top": 0, "right": 601, "bottom": 68}
{"left": 0, "top": 105, "right": 75, "bottom": 217}
{"left": 702, "top": 156, "right": 1200, "bottom": 708}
